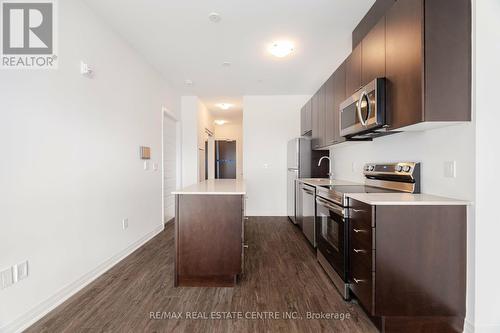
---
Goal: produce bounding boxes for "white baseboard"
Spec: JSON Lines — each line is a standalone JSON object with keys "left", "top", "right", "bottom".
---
{"left": 464, "top": 319, "right": 475, "bottom": 333}
{"left": 0, "top": 224, "right": 164, "bottom": 333}
{"left": 464, "top": 319, "right": 500, "bottom": 333}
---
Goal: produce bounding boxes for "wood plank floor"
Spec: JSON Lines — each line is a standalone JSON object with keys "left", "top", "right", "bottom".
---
{"left": 27, "top": 217, "right": 377, "bottom": 333}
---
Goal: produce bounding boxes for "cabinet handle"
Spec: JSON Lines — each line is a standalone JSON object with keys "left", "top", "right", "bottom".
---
{"left": 243, "top": 244, "right": 249, "bottom": 248}
{"left": 352, "top": 209, "right": 365, "bottom": 213}
{"left": 353, "top": 278, "right": 365, "bottom": 284}
{"left": 353, "top": 228, "right": 367, "bottom": 233}
{"left": 244, "top": 217, "right": 249, "bottom": 220}
{"left": 353, "top": 248, "right": 366, "bottom": 254}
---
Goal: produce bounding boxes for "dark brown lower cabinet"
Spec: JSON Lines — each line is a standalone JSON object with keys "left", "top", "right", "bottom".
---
{"left": 348, "top": 199, "right": 467, "bottom": 333}
{"left": 175, "top": 194, "right": 244, "bottom": 287}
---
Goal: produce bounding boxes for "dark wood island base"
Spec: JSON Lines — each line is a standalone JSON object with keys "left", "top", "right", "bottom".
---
{"left": 174, "top": 190, "right": 245, "bottom": 288}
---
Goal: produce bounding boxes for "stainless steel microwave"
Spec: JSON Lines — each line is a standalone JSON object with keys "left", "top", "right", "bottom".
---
{"left": 339, "top": 78, "right": 387, "bottom": 139}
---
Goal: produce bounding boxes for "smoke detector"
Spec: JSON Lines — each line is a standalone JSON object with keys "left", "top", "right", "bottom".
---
{"left": 208, "top": 12, "right": 221, "bottom": 23}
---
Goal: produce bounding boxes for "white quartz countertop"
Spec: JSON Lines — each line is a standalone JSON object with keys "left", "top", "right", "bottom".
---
{"left": 172, "top": 179, "right": 246, "bottom": 195}
{"left": 346, "top": 193, "right": 470, "bottom": 206}
{"left": 298, "top": 178, "right": 361, "bottom": 187}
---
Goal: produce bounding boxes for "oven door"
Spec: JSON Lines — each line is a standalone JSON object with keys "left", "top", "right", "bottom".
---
{"left": 315, "top": 196, "right": 348, "bottom": 281}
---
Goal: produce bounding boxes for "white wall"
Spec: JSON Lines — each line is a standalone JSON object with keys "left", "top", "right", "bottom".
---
{"left": 243, "top": 95, "right": 310, "bottom": 216}
{"left": 0, "top": 0, "right": 180, "bottom": 331}
{"left": 329, "top": 124, "right": 475, "bottom": 201}
{"left": 472, "top": 0, "right": 500, "bottom": 331}
{"left": 214, "top": 120, "right": 244, "bottom": 179}
{"left": 180, "top": 96, "right": 214, "bottom": 186}
{"left": 181, "top": 96, "right": 200, "bottom": 187}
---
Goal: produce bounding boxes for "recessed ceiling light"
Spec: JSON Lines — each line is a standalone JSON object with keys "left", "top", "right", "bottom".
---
{"left": 216, "top": 103, "right": 233, "bottom": 110}
{"left": 222, "top": 62, "right": 232, "bottom": 67}
{"left": 214, "top": 119, "right": 228, "bottom": 125}
{"left": 184, "top": 79, "right": 194, "bottom": 86}
{"left": 208, "top": 12, "right": 221, "bottom": 23}
{"left": 268, "top": 40, "right": 295, "bottom": 58}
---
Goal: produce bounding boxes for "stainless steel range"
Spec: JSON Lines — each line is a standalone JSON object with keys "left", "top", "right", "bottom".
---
{"left": 315, "top": 162, "right": 420, "bottom": 299}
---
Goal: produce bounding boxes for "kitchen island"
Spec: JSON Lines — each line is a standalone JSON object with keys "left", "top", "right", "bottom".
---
{"left": 172, "top": 179, "right": 246, "bottom": 287}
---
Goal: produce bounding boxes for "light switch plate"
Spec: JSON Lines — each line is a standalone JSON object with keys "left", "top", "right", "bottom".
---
{"left": 1, "top": 267, "right": 13, "bottom": 289}
{"left": 144, "top": 161, "right": 149, "bottom": 170}
{"left": 17, "top": 261, "right": 28, "bottom": 281}
{"left": 444, "top": 161, "right": 457, "bottom": 178}
{"left": 152, "top": 162, "right": 158, "bottom": 171}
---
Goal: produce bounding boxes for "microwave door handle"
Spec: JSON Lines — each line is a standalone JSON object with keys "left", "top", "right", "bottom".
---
{"left": 357, "top": 91, "right": 370, "bottom": 127}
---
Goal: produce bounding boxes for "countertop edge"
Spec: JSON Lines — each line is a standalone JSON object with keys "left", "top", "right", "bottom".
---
{"left": 172, "top": 191, "right": 246, "bottom": 195}
{"left": 345, "top": 193, "right": 471, "bottom": 206}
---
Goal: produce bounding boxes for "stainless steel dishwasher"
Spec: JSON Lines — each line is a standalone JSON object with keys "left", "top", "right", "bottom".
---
{"left": 299, "top": 183, "right": 316, "bottom": 247}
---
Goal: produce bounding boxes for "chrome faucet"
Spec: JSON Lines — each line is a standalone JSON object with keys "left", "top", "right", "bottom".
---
{"left": 318, "top": 156, "right": 333, "bottom": 181}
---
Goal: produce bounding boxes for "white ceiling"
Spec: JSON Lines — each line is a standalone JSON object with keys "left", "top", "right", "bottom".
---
{"left": 83, "top": 0, "right": 375, "bottom": 113}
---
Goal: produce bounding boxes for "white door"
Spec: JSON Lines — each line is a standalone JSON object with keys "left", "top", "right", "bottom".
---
{"left": 163, "top": 113, "right": 177, "bottom": 223}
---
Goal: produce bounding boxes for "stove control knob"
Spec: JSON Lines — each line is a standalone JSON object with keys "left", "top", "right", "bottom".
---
{"left": 403, "top": 165, "right": 412, "bottom": 173}
{"left": 367, "top": 165, "right": 374, "bottom": 171}
{"left": 396, "top": 165, "right": 403, "bottom": 172}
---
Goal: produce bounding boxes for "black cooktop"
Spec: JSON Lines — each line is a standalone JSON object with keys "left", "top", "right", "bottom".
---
{"left": 320, "top": 185, "right": 397, "bottom": 194}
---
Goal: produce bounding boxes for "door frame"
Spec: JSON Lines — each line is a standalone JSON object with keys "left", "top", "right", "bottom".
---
{"left": 161, "top": 107, "right": 181, "bottom": 224}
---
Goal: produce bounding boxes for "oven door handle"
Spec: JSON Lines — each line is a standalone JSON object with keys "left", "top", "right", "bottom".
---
{"left": 316, "top": 197, "right": 345, "bottom": 217}
{"left": 302, "top": 187, "right": 315, "bottom": 196}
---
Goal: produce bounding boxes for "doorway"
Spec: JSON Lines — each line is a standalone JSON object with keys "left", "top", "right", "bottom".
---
{"left": 215, "top": 140, "right": 237, "bottom": 179}
{"left": 162, "top": 108, "right": 180, "bottom": 224}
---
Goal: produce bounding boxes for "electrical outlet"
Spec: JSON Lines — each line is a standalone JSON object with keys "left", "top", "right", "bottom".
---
{"left": 0, "top": 267, "right": 13, "bottom": 289}
{"left": 444, "top": 161, "right": 457, "bottom": 178}
{"left": 122, "top": 218, "right": 129, "bottom": 230}
{"left": 152, "top": 162, "right": 158, "bottom": 171}
{"left": 16, "top": 261, "right": 29, "bottom": 281}
{"left": 351, "top": 162, "right": 357, "bottom": 172}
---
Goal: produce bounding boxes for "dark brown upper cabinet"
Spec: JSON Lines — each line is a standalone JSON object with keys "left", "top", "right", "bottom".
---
{"left": 345, "top": 43, "right": 362, "bottom": 96}
{"left": 311, "top": 92, "right": 320, "bottom": 148}
{"left": 361, "top": 16, "right": 386, "bottom": 86}
{"left": 333, "top": 62, "right": 347, "bottom": 144}
{"left": 311, "top": 82, "right": 328, "bottom": 150}
{"left": 318, "top": 83, "right": 326, "bottom": 147}
{"left": 352, "top": 0, "right": 396, "bottom": 49}
{"left": 385, "top": 0, "right": 471, "bottom": 130}
{"left": 325, "top": 63, "right": 346, "bottom": 146}
{"left": 324, "top": 75, "right": 335, "bottom": 146}
{"left": 300, "top": 99, "right": 312, "bottom": 136}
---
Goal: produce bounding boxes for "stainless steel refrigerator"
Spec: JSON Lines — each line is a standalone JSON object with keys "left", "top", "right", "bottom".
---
{"left": 287, "top": 138, "right": 312, "bottom": 224}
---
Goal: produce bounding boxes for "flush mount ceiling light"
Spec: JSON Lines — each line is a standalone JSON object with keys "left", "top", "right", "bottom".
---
{"left": 184, "top": 79, "right": 194, "bottom": 86}
{"left": 222, "top": 62, "right": 232, "bottom": 67}
{"left": 208, "top": 12, "right": 221, "bottom": 23}
{"left": 214, "top": 119, "right": 228, "bottom": 125}
{"left": 268, "top": 40, "right": 295, "bottom": 58}
{"left": 216, "top": 103, "right": 233, "bottom": 110}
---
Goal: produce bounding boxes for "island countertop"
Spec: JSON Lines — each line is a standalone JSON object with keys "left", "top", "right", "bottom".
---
{"left": 172, "top": 179, "right": 246, "bottom": 195}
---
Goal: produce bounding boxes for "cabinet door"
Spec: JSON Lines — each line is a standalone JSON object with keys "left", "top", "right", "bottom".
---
{"left": 318, "top": 83, "right": 326, "bottom": 148}
{"left": 324, "top": 75, "right": 335, "bottom": 146}
{"left": 386, "top": 0, "right": 423, "bottom": 129}
{"left": 300, "top": 105, "right": 306, "bottom": 135}
{"left": 305, "top": 99, "right": 312, "bottom": 134}
{"left": 345, "top": 43, "right": 362, "bottom": 96}
{"left": 362, "top": 16, "right": 386, "bottom": 86}
{"left": 333, "top": 62, "right": 346, "bottom": 144}
{"left": 311, "top": 92, "right": 320, "bottom": 149}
